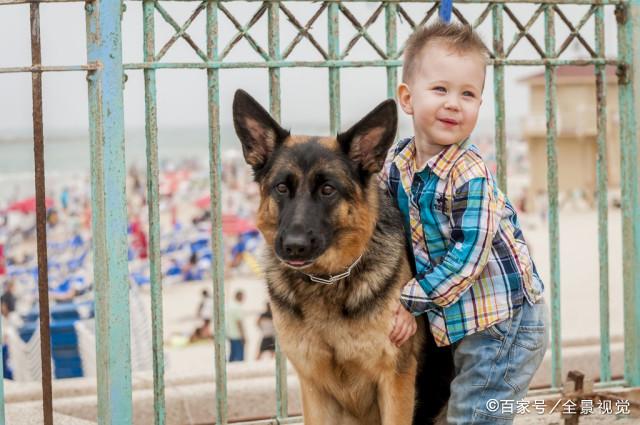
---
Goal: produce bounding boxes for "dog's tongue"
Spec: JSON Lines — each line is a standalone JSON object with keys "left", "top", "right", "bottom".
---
{"left": 288, "top": 260, "right": 306, "bottom": 267}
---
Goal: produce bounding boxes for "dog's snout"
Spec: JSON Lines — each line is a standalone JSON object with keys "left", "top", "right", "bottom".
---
{"left": 283, "top": 233, "right": 312, "bottom": 258}
{"left": 276, "top": 224, "right": 325, "bottom": 262}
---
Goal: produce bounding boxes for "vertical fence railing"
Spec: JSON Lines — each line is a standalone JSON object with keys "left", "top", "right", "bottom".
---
{"left": 0, "top": 1, "right": 639, "bottom": 424}
{"left": 267, "top": 1, "right": 290, "bottom": 421}
{"left": 544, "top": 3, "right": 562, "bottom": 389}
{"left": 29, "top": 3, "right": 54, "bottom": 425}
{"left": 385, "top": 2, "right": 398, "bottom": 100}
{"left": 142, "top": 0, "right": 166, "bottom": 423}
{"left": 617, "top": 0, "right": 640, "bottom": 388}
{"left": 328, "top": 1, "right": 340, "bottom": 134}
{"left": 85, "top": 0, "right": 134, "bottom": 423}
{"left": 206, "top": 2, "right": 229, "bottom": 423}
{"left": 594, "top": 2, "right": 611, "bottom": 384}
{"left": 492, "top": 3, "right": 507, "bottom": 193}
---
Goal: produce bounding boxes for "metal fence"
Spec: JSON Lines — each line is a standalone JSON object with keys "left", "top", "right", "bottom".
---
{"left": 0, "top": 0, "right": 638, "bottom": 424}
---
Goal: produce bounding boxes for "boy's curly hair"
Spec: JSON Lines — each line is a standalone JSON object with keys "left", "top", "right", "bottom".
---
{"left": 402, "top": 21, "right": 489, "bottom": 83}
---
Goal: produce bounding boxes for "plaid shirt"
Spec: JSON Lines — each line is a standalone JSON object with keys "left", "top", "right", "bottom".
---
{"left": 379, "top": 137, "right": 544, "bottom": 347}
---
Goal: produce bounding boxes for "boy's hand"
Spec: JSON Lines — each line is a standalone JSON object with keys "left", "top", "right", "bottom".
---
{"left": 389, "top": 302, "right": 417, "bottom": 347}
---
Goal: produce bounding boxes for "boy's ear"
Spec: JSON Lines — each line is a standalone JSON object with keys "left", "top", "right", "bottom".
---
{"left": 397, "top": 83, "right": 413, "bottom": 115}
{"left": 337, "top": 99, "right": 397, "bottom": 174}
{"left": 233, "top": 89, "right": 290, "bottom": 172}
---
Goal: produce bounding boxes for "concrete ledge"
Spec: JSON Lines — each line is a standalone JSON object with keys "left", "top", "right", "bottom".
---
{"left": 3, "top": 343, "right": 626, "bottom": 424}
{"left": 531, "top": 342, "right": 624, "bottom": 388}
{"left": 4, "top": 359, "right": 295, "bottom": 404}
{"left": 50, "top": 375, "right": 302, "bottom": 425}
{"left": 6, "top": 402, "right": 97, "bottom": 425}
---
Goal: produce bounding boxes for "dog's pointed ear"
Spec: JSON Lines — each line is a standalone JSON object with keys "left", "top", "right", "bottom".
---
{"left": 337, "top": 99, "right": 397, "bottom": 174}
{"left": 233, "top": 90, "right": 290, "bottom": 171}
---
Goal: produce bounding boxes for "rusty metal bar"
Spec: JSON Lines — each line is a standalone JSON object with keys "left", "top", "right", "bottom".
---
{"left": 143, "top": 0, "right": 166, "bottom": 423}
{"left": 396, "top": 3, "right": 439, "bottom": 55}
{"left": 493, "top": 3, "right": 507, "bottom": 192}
{"left": 218, "top": 2, "right": 269, "bottom": 62}
{"left": 594, "top": 3, "right": 611, "bottom": 384}
{"left": 339, "top": 3, "right": 386, "bottom": 60}
{"left": 630, "top": 0, "right": 640, "bottom": 388}
{"left": 504, "top": 4, "right": 545, "bottom": 58}
{"left": 504, "top": 4, "right": 546, "bottom": 57}
{"left": 206, "top": 1, "right": 228, "bottom": 423}
{"left": 118, "top": 58, "right": 621, "bottom": 70}
{"left": 616, "top": 0, "right": 640, "bottom": 387}
{"left": 385, "top": 0, "right": 398, "bottom": 99}
{"left": 227, "top": 417, "right": 303, "bottom": 425}
{"left": 472, "top": 3, "right": 493, "bottom": 28}
{"left": 1, "top": 0, "right": 83, "bottom": 4}
{"left": 544, "top": 3, "right": 562, "bottom": 389}
{"left": 328, "top": 1, "right": 340, "bottom": 133}
{"left": 267, "top": 0, "right": 289, "bottom": 420}
{"left": 0, "top": 58, "right": 623, "bottom": 76}
{"left": 280, "top": 2, "right": 328, "bottom": 60}
{"left": 30, "top": 4, "right": 53, "bottom": 425}
{"left": 154, "top": 0, "right": 207, "bottom": 62}
{"left": 554, "top": 4, "right": 597, "bottom": 58}
{"left": 0, "top": 64, "right": 99, "bottom": 74}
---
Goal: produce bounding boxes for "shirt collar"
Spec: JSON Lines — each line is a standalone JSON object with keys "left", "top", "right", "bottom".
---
{"left": 394, "top": 138, "right": 474, "bottom": 180}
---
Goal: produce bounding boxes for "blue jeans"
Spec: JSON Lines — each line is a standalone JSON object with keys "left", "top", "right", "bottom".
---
{"left": 229, "top": 339, "right": 245, "bottom": 362}
{"left": 446, "top": 299, "right": 549, "bottom": 424}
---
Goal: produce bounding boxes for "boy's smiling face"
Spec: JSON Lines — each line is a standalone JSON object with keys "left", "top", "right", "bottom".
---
{"left": 398, "top": 41, "right": 485, "bottom": 159}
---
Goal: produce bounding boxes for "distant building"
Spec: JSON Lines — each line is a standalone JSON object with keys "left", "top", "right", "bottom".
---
{"left": 521, "top": 65, "right": 622, "bottom": 209}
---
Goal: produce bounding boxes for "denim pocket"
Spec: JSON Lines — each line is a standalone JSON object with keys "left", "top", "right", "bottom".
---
{"left": 484, "top": 319, "right": 510, "bottom": 341}
{"left": 513, "top": 301, "right": 547, "bottom": 350}
{"left": 458, "top": 321, "right": 511, "bottom": 387}
{"left": 512, "top": 324, "right": 546, "bottom": 350}
{"left": 504, "top": 302, "right": 548, "bottom": 393}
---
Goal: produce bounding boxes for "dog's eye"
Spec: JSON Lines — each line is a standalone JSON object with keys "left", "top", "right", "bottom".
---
{"left": 275, "top": 183, "right": 289, "bottom": 194}
{"left": 320, "top": 184, "right": 335, "bottom": 196}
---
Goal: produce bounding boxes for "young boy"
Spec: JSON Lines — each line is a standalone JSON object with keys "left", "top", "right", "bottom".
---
{"left": 381, "top": 22, "right": 549, "bottom": 424}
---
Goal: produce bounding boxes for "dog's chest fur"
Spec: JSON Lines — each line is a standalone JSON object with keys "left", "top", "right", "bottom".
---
{"left": 262, "top": 215, "right": 419, "bottom": 417}
{"left": 270, "top": 279, "right": 409, "bottom": 417}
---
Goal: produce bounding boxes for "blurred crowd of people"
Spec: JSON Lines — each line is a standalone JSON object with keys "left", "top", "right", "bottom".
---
{"left": 188, "top": 288, "right": 276, "bottom": 362}
{"left": 0, "top": 153, "right": 265, "bottom": 356}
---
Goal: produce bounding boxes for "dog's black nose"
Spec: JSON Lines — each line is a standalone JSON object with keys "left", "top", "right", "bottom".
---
{"left": 283, "top": 233, "right": 311, "bottom": 258}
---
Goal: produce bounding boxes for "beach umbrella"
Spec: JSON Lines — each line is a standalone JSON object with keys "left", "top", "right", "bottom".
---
{"left": 222, "top": 214, "right": 256, "bottom": 235}
{"left": 7, "top": 196, "right": 53, "bottom": 214}
{"left": 195, "top": 194, "right": 211, "bottom": 210}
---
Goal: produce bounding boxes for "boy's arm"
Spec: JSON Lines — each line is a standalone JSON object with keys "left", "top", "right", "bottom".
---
{"left": 401, "top": 176, "right": 503, "bottom": 311}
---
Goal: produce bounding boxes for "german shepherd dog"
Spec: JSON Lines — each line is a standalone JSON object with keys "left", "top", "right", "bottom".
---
{"left": 233, "top": 90, "right": 451, "bottom": 424}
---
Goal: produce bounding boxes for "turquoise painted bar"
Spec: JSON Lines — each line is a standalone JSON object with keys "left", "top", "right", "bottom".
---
{"left": 267, "top": 1, "right": 290, "bottom": 419}
{"left": 85, "top": 0, "right": 133, "bottom": 423}
{"left": 617, "top": 0, "right": 640, "bottom": 388}
{"left": 630, "top": 0, "right": 640, "bottom": 387}
{"left": 328, "top": 1, "right": 340, "bottom": 134}
{"left": 594, "top": 4, "right": 611, "bottom": 384}
{"left": 206, "top": 1, "right": 229, "bottom": 423}
{"left": 493, "top": 3, "right": 507, "bottom": 192}
{"left": 143, "top": 0, "right": 167, "bottom": 423}
{"left": 544, "top": 3, "right": 562, "bottom": 389}
{"left": 385, "top": 2, "right": 398, "bottom": 100}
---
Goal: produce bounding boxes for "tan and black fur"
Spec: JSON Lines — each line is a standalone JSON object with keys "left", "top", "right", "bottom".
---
{"left": 233, "top": 90, "right": 451, "bottom": 424}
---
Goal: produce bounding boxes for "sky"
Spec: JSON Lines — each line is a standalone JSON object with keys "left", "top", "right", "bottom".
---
{"left": 0, "top": 1, "right": 621, "bottom": 143}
